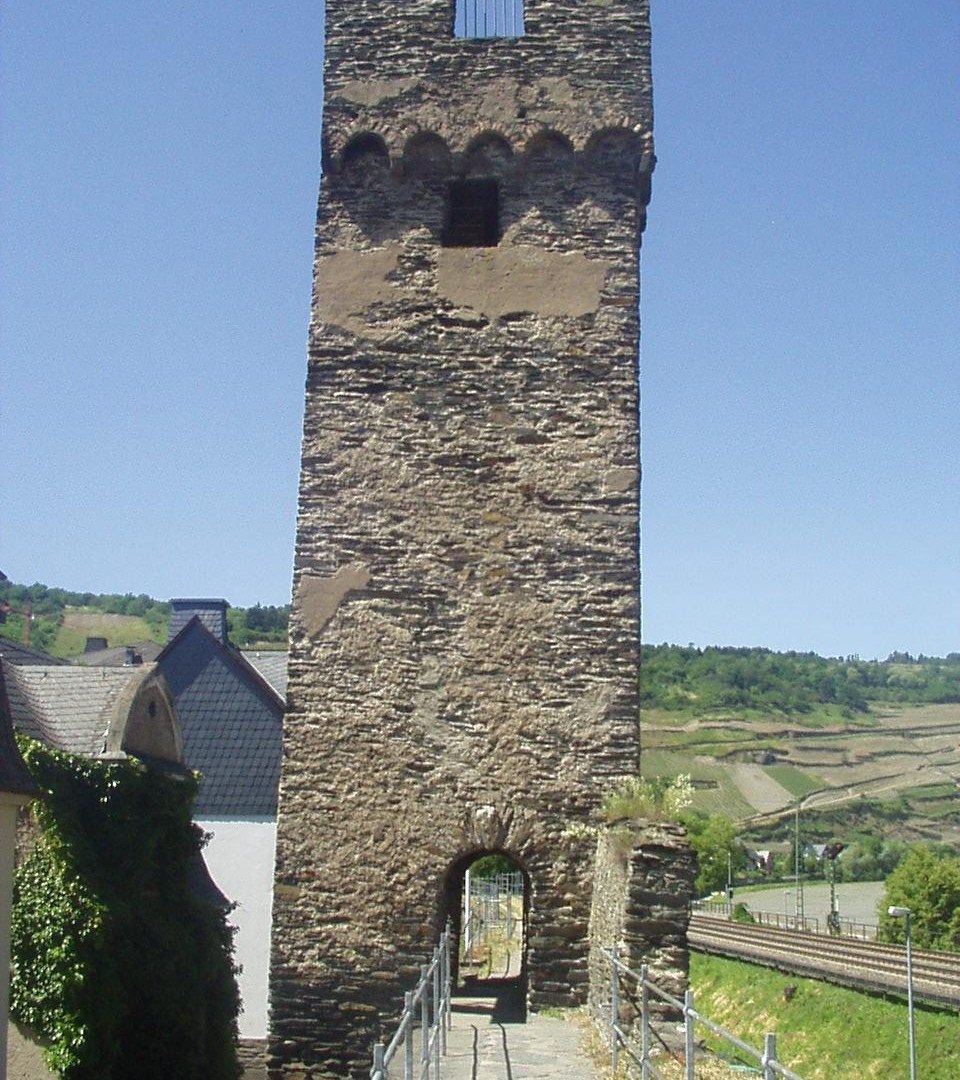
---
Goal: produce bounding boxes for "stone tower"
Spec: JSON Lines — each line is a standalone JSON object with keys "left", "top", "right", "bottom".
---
{"left": 270, "top": 1, "right": 653, "bottom": 1075}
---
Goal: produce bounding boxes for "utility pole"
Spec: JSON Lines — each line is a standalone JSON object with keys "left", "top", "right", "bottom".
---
{"left": 794, "top": 802, "right": 804, "bottom": 930}
{"left": 726, "top": 849, "right": 733, "bottom": 911}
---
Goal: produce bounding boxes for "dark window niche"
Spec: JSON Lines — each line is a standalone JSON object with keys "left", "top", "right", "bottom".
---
{"left": 443, "top": 179, "right": 499, "bottom": 247}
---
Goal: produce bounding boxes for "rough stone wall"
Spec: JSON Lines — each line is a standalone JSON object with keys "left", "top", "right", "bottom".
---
{"left": 270, "top": 3, "right": 652, "bottom": 1076}
{"left": 588, "top": 825, "right": 696, "bottom": 1036}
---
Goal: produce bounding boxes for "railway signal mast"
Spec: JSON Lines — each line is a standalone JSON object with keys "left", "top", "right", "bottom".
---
{"left": 823, "top": 843, "right": 845, "bottom": 935}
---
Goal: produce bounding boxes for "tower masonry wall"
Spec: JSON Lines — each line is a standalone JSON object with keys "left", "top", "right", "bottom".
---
{"left": 270, "top": 3, "right": 654, "bottom": 1076}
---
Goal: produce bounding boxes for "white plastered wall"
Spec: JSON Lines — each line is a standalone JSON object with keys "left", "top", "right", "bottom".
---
{"left": 198, "top": 818, "right": 277, "bottom": 1040}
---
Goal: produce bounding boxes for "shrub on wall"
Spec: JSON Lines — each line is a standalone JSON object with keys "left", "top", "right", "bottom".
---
{"left": 11, "top": 738, "right": 240, "bottom": 1079}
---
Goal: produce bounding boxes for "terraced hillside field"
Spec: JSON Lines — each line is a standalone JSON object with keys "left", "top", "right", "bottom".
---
{"left": 641, "top": 703, "right": 960, "bottom": 844}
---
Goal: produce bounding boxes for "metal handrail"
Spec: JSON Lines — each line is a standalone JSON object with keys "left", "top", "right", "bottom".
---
{"left": 601, "top": 946, "right": 805, "bottom": 1080}
{"left": 693, "top": 900, "right": 879, "bottom": 940}
{"left": 370, "top": 924, "right": 452, "bottom": 1080}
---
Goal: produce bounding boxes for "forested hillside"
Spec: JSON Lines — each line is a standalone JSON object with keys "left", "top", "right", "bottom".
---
{"left": 0, "top": 578, "right": 289, "bottom": 654}
{"left": 641, "top": 644, "right": 960, "bottom": 716}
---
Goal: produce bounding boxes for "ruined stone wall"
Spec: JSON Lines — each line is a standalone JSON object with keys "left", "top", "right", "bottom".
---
{"left": 270, "top": 3, "right": 653, "bottom": 1076}
{"left": 588, "top": 825, "right": 695, "bottom": 1035}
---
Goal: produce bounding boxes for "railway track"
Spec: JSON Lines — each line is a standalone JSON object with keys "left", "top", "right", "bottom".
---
{"left": 689, "top": 912, "right": 960, "bottom": 1008}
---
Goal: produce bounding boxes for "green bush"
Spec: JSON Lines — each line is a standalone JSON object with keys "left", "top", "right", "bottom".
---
{"left": 602, "top": 774, "right": 693, "bottom": 823}
{"left": 731, "top": 902, "right": 755, "bottom": 924}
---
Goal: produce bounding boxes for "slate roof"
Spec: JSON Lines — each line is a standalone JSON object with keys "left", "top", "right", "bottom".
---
{"left": 241, "top": 650, "right": 289, "bottom": 701}
{"left": 4, "top": 663, "right": 150, "bottom": 757}
{"left": 0, "top": 662, "right": 39, "bottom": 796}
{"left": 73, "top": 641, "right": 163, "bottom": 667}
{"left": 0, "top": 636, "right": 69, "bottom": 666}
{"left": 168, "top": 599, "right": 229, "bottom": 644}
{"left": 156, "top": 618, "right": 283, "bottom": 818}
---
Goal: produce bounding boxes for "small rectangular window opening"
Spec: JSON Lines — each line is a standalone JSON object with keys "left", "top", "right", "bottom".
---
{"left": 443, "top": 179, "right": 500, "bottom": 247}
{"left": 454, "top": 0, "right": 524, "bottom": 39}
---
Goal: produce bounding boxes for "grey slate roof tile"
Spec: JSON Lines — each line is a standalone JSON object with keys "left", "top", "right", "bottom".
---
{"left": 73, "top": 641, "right": 163, "bottom": 667}
{"left": 0, "top": 636, "right": 70, "bottom": 666}
{"left": 240, "top": 651, "right": 289, "bottom": 700}
{"left": 157, "top": 619, "right": 283, "bottom": 818}
{"left": 0, "top": 662, "right": 39, "bottom": 796}
{"left": 168, "top": 599, "right": 229, "bottom": 644}
{"left": 5, "top": 663, "right": 151, "bottom": 757}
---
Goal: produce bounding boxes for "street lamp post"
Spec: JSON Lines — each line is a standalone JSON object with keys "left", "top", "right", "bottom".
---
{"left": 888, "top": 906, "right": 916, "bottom": 1080}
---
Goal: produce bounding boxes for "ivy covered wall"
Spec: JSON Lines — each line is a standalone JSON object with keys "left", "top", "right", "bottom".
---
{"left": 11, "top": 739, "right": 240, "bottom": 1079}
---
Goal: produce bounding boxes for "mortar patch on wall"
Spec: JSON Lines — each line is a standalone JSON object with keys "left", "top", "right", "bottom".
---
{"left": 314, "top": 244, "right": 402, "bottom": 338}
{"left": 333, "top": 77, "right": 422, "bottom": 107}
{"left": 298, "top": 564, "right": 372, "bottom": 639}
{"left": 437, "top": 245, "right": 609, "bottom": 319}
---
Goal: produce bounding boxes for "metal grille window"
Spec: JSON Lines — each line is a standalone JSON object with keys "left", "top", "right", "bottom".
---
{"left": 454, "top": 0, "right": 524, "bottom": 39}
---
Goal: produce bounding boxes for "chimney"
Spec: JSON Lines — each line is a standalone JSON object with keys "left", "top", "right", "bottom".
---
{"left": 168, "top": 599, "right": 229, "bottom": 644}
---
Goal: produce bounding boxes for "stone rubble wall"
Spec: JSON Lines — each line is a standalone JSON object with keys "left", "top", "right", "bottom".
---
{"left": 588, "top": 824, "right": 696, "bottom": 1039}
{"left": 269, "top": 2, "right": 652, "bottom": 1076}
{"left": 322, "top": 0, "right": 653, "bottom": 162}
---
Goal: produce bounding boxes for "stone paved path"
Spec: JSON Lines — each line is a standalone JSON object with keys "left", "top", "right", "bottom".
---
{"left": 441, "top": 985, "right": 601, "bottom": 1080}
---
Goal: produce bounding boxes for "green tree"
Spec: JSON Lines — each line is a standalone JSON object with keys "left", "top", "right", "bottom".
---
{"left": 878, "top": 847, "right": 960, "bottom": 950}
{"left": 681, "top": 812, "right": 742, "bottom": 896}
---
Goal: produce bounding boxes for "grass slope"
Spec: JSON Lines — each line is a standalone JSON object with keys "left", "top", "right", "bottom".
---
{"left": 55, "top": 610, "right": 165, "bottom": 656}
{"left": 689, "top": 953, "right": 960, "bottom": 1079}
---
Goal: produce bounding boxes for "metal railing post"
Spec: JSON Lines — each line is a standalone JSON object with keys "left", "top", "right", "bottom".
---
{"left": 684, "top": 988, "right": 695, "bottom": 1080}
{"left": 640, "top": 963, "right": 651, "bottom": 1080}
{"left": 403, "top": 992, "right": 414, "bottom": 1080}
{"left": 373, "top": 1041, "right": 386, "bottom": 1080}
{"left": 763, "top": 1032, "right": 776, "bottom": 1080}
{"left": 610, "top": 945, "right": 620, "bottom": 1072}
{"left": 604, "top": 944, "right": 806, "bottom": 1080}
{"left": 420, "top": 963, "right": 430, "bottom": 1077}
{"left": 442, "top": 923, "right": 452, "bottom": 1038}
{"left": 432, "top": 948, "right": 442, "bottom": 1076}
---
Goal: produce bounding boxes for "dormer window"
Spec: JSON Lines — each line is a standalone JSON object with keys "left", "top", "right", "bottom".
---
{"left": 443, "top": 179, "right": 499, "bottom": 247}
{"left": 454, "top": 0, "right": 524, "bottom": 39}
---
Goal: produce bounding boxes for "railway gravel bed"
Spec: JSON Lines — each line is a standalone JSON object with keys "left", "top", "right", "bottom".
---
{"left": 689, "top": 913, "right": 960, "bottom": 1009}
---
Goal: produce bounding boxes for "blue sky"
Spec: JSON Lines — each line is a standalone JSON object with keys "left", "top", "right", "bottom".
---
{"left": 2, "top": 2, "right": 957, "bottom": 658}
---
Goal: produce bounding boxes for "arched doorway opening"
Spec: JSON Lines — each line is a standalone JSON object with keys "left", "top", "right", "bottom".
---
{"left": 444, "top": 850, "right": 529, "bottom": 1014}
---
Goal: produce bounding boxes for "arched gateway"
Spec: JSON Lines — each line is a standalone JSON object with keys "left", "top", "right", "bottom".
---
{"left": 269, "top": 2, "right": 654, "bottom": 1075}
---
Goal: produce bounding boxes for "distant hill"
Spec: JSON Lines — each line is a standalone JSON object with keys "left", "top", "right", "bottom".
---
{"left": 641, "top": 643, "right": 960, "bottom": 717}
{"left": 0, "top": 579, "right": 289, "bottom": 656}
{"left": 640, "top": 645, "right": 960, "bottom": 850}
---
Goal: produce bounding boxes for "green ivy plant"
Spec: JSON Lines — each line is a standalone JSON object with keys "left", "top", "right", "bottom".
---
{"left": 12, "top": 738, "right": 240, "bottom": 1079}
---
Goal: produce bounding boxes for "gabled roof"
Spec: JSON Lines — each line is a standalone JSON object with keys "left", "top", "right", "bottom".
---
{"left": 157, "top": 617, "right": 283, "bottom": 818}
{"left": 0, "top": 635, "right": 69, "bottom": 666}
{"left": 4, "top": 662, "right": 183, "bottom": 764}
{"left": 241, "top": 650, "right": 289, "bottom": 701}
{"left": 0, "top": 662, "right": 39, "bottom": 797}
